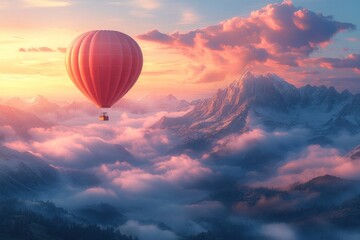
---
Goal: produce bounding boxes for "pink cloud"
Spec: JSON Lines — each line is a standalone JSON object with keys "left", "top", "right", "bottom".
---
{"left": 315, "top": 53, "right": 360, "bottom": 71}
{"left": 154, "top": 154, "right": 213, "bottom": 183}
{"left": 138, "top": 1, "right": 354, "bottom": 82}
{"left": 19, "top": 46, "right": 67, "bottom": 53}
{"left": 3, "top": 108, "right": 185, "bottom": 167}
{"left": 6, "top": 125, "right": 136, "bottom": 168}
{"left": 57, "top": 47, "right": 67, "bottom": 53}
{"left": 111, "top": 168, "right": 163, "bottom": 192}
{"left": 78, "top": 187, "right": 117, "bottom": 197}
{"left": 97, "top": 154, "right": 213, "bottom": 195}
{"left": 19, "top": 47, "right": 55, "bottom": 52}
{"left": 255, "top": 145, "right": 360, "bottom": 187}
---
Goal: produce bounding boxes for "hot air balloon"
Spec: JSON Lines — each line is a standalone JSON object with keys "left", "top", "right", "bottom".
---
{"left": 65, "top": 30, "right": 143, "bottom": 121}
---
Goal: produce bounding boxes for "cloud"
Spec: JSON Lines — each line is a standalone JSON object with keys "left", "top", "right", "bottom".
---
{"left": 119, "top": 220, "right": 178, "bottom": 240}
{"left": 110, "top": 0, "right": 161, "bottom": 11}
{"left": 138, "top": 1, "right": 355, "bottom": 83}
{"left": 261, "top": 223, "right": 297, "bottom": 240}
{"left": 208, "top": 127, "right": 310, "bottom": 177}
{"left": 109, "top": 0, "right": 162, "bottom": 18}
{"left": 57, "top": 47, "right": 67, "bottom": 53}
{"left": 97, "top": 154, "right": 213, "bottom": 196}
{"left": 22, "top": 0, "right": 71, "bottom": 8}
{"left": 133, "top": 0, "right": 161, "bottom": 10}
{"left": 316, "top": 53, "right": 360, "bottom": 71}
{"left": 19, "top": 47, "right": 67, "bottom": 53}
{"left": 3, "top": 107, "right": 191, "bottom": 169}
{"left": 5, "top": 97, "right": 360, "bottom": 239}
{"left": 19, "top": 47, "right": 55, "bottom": 52}
{"left": 179, "top": 9, "right": 200, "bottom": 25}
{"left": 256, "top": 145, "right": 360, "bottom": 187}
{"left": 6, "top": 124, "right": 135, "bottom": 169}
{"left": 140, "top": 30, "right": 173, "bottom": 43}
{"left": 71, "top": 187, "right": 118, "bottom": 204}
{"left": 154, "top": 155, "right": 213, "bottom": 185}
{"left": 346, "top": 37, "right": 359, "bottom": 42}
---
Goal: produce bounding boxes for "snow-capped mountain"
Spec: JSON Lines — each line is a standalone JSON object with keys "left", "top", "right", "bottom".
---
{"left": 157, "top": 72, "right": 357, "bottom": 140}
{"left": 0, "top": 145, "right": 58, "bottom": 196}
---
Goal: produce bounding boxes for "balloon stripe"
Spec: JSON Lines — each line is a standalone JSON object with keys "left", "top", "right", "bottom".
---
{"left": 79, "top": 32, "right": 101, "bottom": 105}
{"left": 110, "top": 33, "right": 138, "bottom": 104}
{"left": 89, "top": 31, "right": 105, "bottom": 106}
{"left": 118, "top": 38, "right": 143, "bottom": 100}
{"left": 107, "top": 33, "right": 132, "bottom": 105}
{"left": 71, "top": 33, "right": 97, "bottom": 103}
{"left": 102, "top": 31, "right": 112, "bottom": 107}
{"left": 107, "top": 32, "right": 124, "bottom": 107}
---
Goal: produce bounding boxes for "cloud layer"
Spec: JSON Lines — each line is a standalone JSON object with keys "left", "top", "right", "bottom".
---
{"left": 138, "top": 1, "right": 355, "bottom": 83}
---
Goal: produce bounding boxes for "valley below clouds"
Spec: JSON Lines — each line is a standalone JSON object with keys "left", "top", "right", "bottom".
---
{"left": 2, "top": 73, "right": 360, "bottom": 239}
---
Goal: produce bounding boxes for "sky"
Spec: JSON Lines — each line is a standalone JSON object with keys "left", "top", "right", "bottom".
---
{"left": 0, "top": 0, "right": 360, "bottom": 101}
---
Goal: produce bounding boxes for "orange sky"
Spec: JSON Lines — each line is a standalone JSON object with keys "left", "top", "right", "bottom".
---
{"left": 0, "top": 29, "right": 214, "bottom": 101}
{"left": 1, "top": 0, "right": 359, "bottom": 102}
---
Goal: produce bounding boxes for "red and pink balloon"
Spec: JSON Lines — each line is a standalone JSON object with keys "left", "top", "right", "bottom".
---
{"left": 65, "top": 30, "right": 143, "bottom": 108}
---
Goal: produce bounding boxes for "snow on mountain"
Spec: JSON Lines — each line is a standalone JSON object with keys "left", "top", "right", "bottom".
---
{"left": 156, "top": 72, "right": 356, "bottom": 140}
{"left": 0, "top": 145, "right": 58, "bottom": 196}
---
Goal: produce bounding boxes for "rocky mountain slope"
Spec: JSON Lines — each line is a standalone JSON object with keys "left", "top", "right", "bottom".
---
{"left": 157, "top": 72, "right": 358, "bottom": 140}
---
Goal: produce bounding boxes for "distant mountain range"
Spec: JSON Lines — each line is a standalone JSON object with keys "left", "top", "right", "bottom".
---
{"left": 0, "top": 104, "right": 50, "bottom": 138}
{"left": 188, "top": 174, "right": 360, "bottom": 239}
{"left": 157, "top": 72, "right": 359, "bottom": 141}
{"left": 3, "top": 93, "right": 190, "bottom": 115}
{"left": 2, "top": 72, "right": 360, "bottom": 239}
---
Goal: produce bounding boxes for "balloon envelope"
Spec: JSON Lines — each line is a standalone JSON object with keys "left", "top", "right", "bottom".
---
{"left": 66, "top": 30, "right": 143, "bottom": 108}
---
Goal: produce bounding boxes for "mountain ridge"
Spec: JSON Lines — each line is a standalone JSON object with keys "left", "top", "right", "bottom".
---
{"left": 156, "top": 72, "right": 358, "bottom": 141}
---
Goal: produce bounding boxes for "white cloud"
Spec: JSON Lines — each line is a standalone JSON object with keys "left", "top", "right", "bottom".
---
{"left": 119, "top": 220, "right": 179, "bottom": 240}
{"left": 179, "top": 9, "right": 200, "bottom": 25}
{"left": 255, "top": 145, "right": 360, "bottom": 187}
{"left": 110, "top": 0, "right": 161, "bottom": 10}
{"left": 134, "top": 0, "right": 161, "bottom": 10}
{"left": 261, "top": 223, "right": 297, "bottom": 240}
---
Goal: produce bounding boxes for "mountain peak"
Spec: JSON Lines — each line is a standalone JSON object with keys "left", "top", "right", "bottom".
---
{"left": 291, "top": 175, "right": 356, "bottom": 193}
{"left": 232, "top": 70, "right": 253, "bottom": 85}
{"left": 156, "top": 72, "right": 356, "bottom": 140}
{"left": 166, "top": 94, "right": 178, "bottom": 101}
{"left": 30, "top": 95, "right": 49, "bottom": 104}
{"left": 231, "top": 71, "right": 296, "bottom": 95}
